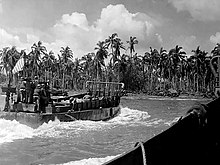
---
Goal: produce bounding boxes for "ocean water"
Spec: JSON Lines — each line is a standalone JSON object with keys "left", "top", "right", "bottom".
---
{"left": 0, "top": 95, "right": 210, "bottom": 165}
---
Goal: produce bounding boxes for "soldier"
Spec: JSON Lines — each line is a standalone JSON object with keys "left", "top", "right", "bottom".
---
{"left": 29, "top": 76, "right": 38, "bottom": 104}
{"left": 25, "top": 78, "right": 31, "bottom": 103}
{"left": 20, "top": 77, "right": 26, "bottom": 102}
{"left": 33, "top": 84, "right": 41, "bottom": 112}
{"left": 39, "top": 83, "right": 50, "bottom": 113}
{"left": 16, "top": 77, "right": 22, "bottom": 103}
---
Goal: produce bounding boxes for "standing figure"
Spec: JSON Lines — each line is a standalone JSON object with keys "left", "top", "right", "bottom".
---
{"left": 39, "top": 83, "right": 50, "bottom": 113}
{"left": 3, "top": 84, "right": 11, "bottom": 112}
{"left": 20, "top": 78, "right": 26, "bottom": 102}
{"left": 16, "top": 78, "right": 22, "bottom": 103}
{"left": 33, "top": 84, "right": 41, "bottom": 112}
{"left": 25, "top": 78, "right": 31, "bottom": 103}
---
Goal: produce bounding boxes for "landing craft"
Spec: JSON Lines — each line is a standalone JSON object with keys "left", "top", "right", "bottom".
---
{"left": 0, "top": 81, "right": 124, "bottom": 128}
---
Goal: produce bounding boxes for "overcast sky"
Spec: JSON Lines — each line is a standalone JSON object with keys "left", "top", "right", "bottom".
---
{"left": 1, "top": 0, "right": 220, "bottom": 58}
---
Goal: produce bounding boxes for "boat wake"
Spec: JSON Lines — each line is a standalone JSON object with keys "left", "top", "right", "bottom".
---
{"left": 0, "top": 119, "right": 34, "bottom": 144}
{"left": 56, "top": 155, "right": 119, "bottom": 165}
{"left": 108, "top": 107, "right": 151, "bottom": 124}
{"left": 0, "top": 106, "right": 179, "bottom": 165}
{"left": 33, "top": 107, "right": 152, "bottom": 138}
{"left": 164, "top": 117, "right": 181, "bottom": 126}
{"left": 0, "top": 107, "right": 169, "bottom": 144}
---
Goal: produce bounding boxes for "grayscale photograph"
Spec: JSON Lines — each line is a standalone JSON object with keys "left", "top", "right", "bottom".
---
{"left": 0, "top": 0, "right": 220, "bottom": 164}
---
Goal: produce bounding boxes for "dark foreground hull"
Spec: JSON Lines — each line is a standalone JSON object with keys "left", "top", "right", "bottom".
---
{"left": 104, "top": 97, "right": 220, "bottom": 165}
{"left": 0, "top": 106, "right": 120, "bottom": 128}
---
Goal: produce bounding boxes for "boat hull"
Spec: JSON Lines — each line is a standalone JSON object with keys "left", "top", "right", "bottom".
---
{"left": 0, "top": 106, "right": 120, "bottom": 128}
{"left": 104, "top": 97, "right": 220, "bottom": 165}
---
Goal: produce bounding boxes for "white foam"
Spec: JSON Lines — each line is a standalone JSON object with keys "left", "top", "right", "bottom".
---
{"left": 164, "top": 117, "right": 181, "bottom": 126}
{"left": 0, "top": 119, "right": 35, "bottom": 144}
{"left": 108, "top": 107, "right": 151, "bottom": 125}
{"left": 34, "top": 119, "right": 106, "bottom": 138}
{"left": 56, "top": 155, "right": 119, "bottom": 165}
{"left": 0, "top": 107, "right": 161, "bottom": 142}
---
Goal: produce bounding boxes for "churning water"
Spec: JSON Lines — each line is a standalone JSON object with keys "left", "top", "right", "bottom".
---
{"left": 0, "top": 95, "right": 210, "bottom": 165}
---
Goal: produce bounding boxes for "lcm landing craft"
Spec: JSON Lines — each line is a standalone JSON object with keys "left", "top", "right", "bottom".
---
{"left": 0, "top": 81, "right": 124, "bottom": 128}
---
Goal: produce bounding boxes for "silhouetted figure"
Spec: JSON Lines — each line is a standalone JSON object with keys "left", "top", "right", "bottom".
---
{"left": 20, "top": 79, "right": 26, "bottom": 102}
{"left": 33, "top": 84, "right": 40, "bottom": 112}
{"left": 38, "top": 83, "right": 50, "bottom": 113}
{"left": 25, "top": 78, "right": 31, "bottom": 103}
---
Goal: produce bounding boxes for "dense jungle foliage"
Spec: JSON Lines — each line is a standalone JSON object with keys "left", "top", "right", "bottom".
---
{"left": 1, "top": 33, "right": 220, "bottom": 97}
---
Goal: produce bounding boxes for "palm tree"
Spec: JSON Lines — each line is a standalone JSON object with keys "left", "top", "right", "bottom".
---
{"left": 111, "top": 38, "right": 125, "bottom": 81}
{"left": 105, "top": 33, "right": 118, "bottom": 57}
{"left": 0, "top": 46, "right": 20, "bottom": 85}
{"left": 29, "top": 41, "right": 47, "bottom": 79}
{"left": 191, "top": 46, "right": 208, "bottom": 93}
{"left": 95, "top": 41, "right": 108, "bottom": 66}
{"left": 94, "top": 41, "right": 108, "bottom": 81}
{"left": 113, "top": 38, "right": 125, "bottom": 61}
{"left": 168, "top": 45, "right": 186, "bottom": 90}
{"left": 211, "top": 43, "right": 220, "bottom": 56}
{"left": 0, "top": 47, "right": 11, "bottom": 81}
{"left": 127, "top": 36, "right": 138, "bottom": 58}
{"left": 80, "top": 53, "right": 94, "bottom": 82}
{"left": 42, "top": 51, "right": 56, "bottom": 85}
{"left": 31, "top": 41, "right": 47, "bottom": 56}
{"left": 144, "top": 47, "right": 160, "bottom": 92}
{"left": 158, "top": 47, "right": 168, "bottom": 91}
{"left": 60, "top": 46, "right": 73, "bottom": 89}
{"left": 0, "top": 46, "right": 21, "bottom": 111}
{"left": 60, "top": 46, "right": 73, "bottom": 63}
{"left": 210, "top": 43, "right": 220, "bottom": 91}
{"left": 53, "top": 54, "right": 63, "bottom": 88}
{"left": 204, "top": 54, "right": 214, "bottom": 93}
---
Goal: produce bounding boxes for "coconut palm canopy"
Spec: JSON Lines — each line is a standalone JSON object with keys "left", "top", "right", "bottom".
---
{"left": 0, "top": 33, "right": 220, "bottom": 97}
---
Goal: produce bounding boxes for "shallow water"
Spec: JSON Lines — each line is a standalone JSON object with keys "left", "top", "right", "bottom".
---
{"left": 0, "top": 95, "right": 210, "bottom": 165}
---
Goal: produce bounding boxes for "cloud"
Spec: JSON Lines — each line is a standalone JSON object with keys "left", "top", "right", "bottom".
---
{"left": 0, "top": 28, "right": 21, "bottom": 47}
{"left": 53, "top": 12, "right": 100, "bottom": 57}
{"left": 155, "top": 33, "right": 163, "bottom": 44}
{"left": 58, "top": 12, "right": 89, "bottom": 31}
{"left": 51, "top": 4, "right": 161, "bottom": 57}
{"left": 210, "top": 32, "right": 220, "bottom": 44}
{"left": 168, "top": 35, "right": 199, "bottom": 54}
{"left": 0, "top": 4, "right": 161, "bottom": 57}
{"left": 168, "top": 0, "right": 220, "bottom": 21}
{"left": 0, "top": 28, "right": 59, "bottom": 55}
{"left": 0, "top": 0, "right": 2, "bottom": 13}
{"left": 95, "top": 4, "right": 160, "bottom": 40}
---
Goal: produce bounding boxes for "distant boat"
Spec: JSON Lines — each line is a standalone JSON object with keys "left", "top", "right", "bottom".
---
{"left": 0, "top": 81, "right": 124, "bottom": 128}
{"left": 104, "top": 97, "right": 220, "bottom": 165}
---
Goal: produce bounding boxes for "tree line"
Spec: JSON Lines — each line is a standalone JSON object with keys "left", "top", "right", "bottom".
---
{"left": 1, "top": 33, "right": 220, "bottom": 97}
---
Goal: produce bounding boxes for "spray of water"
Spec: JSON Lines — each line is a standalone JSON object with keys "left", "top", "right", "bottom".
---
{"left": 56, "top": 155, "right": 120, "bottom": 165}
{"left": 0, "top": 107, "right": 166, "bottom": 144}
{"left": 0, "top": 106, "right": 178, "bottom": 165}
{"left": 0, "top": 119, "right": 34, "bottom": 144}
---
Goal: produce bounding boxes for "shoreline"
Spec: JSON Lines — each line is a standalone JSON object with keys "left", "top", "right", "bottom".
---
{"left": 122, "top": 92, "right": 213, "bottom": 101}
{"left": 0, "top": 87, "right": 213, "bottom": 101}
